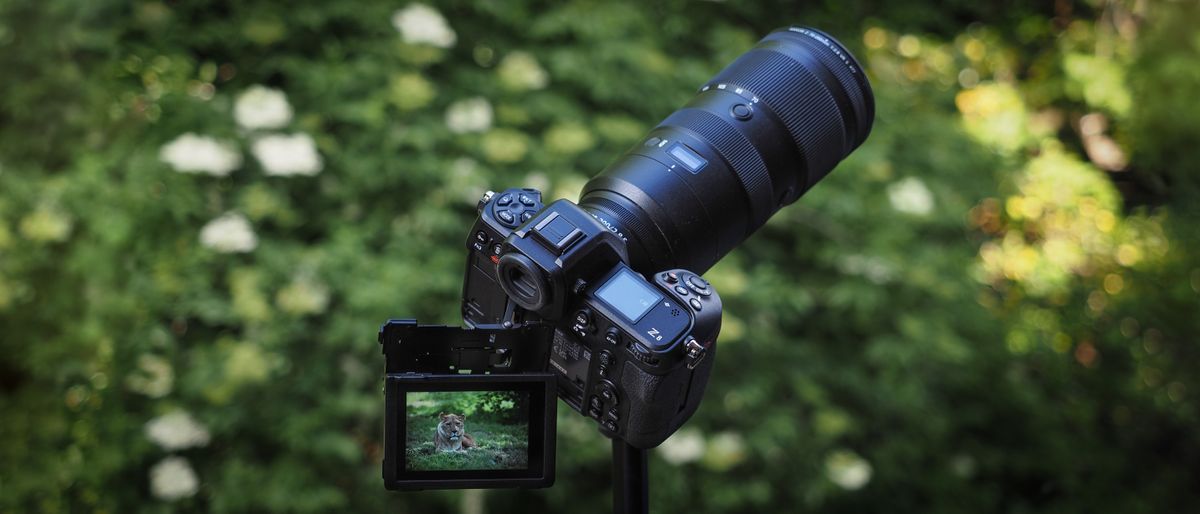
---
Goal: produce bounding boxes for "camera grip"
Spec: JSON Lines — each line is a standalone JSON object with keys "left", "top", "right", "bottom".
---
{"left": 616, "top": 347, "right": 715, "bottom": 449}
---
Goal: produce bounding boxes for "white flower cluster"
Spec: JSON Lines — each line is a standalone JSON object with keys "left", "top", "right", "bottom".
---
{"left": 199, "top": 212, "right": 258, "bottom": 253}
{"left": 159, "top": 84, "right": 328, "bottom": 255}
{"left": 234, "top": 86, "right": 323, "bottom": 176}
{"left": 838, "top": 254, "right": 895, "bottom": 284}
{"left": 657, "top": 428, "right": 705, "bottom": 465}
{"left": 145, "top": 410, "right": 211, "bottom": 451}
{"left": 887, "top": 176, "right": 935, "bottom": 215}
{"left": 125, "top": 354, "right": 174, "bottom": 398}
{"left": 252, "top": 134, "right": 323, "bottom": 176}
{"left": 275, "top": 275, "right": 331, "bottom": 315}
{"left": 150, "top": 456, "right": 199, "bottom": 500}
{"left": 234, "top": 85, "right": 293, "bottom": 130}
{"left": 392, "top": 3, "right": 456, "bottom": 48}
{"left": 497, "top": 51, "right": 549, "bottom": 90}
{"left": 825, "top": 450, "right": 873, "bottom": 490}
{"left": 159, "top": 133, "right": 242, "bottom": 176}
{"left": 161, "top": 85, "right": 323, "bottom": 180}
{"left": 445, "top": 97, "right": 493, "bottom": 134}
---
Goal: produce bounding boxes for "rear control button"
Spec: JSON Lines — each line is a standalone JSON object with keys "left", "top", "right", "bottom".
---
{"left": 597, "top": 365, "right": 609, "bottom": 378}
{"left": 604, "top": 328, "right": 621, "bottom": 346}
{"left": 674, "top": 285, "right": 689, "bottom": 296}
{"left": 598, "top": 350, "right": 613, "bottom": 367}
{"left": 599, "top": 385, "right": 619, "bottom": 405}
{"left": 496, "top": 209, "right": 515, "bottom": 224}
{"left": 496, "top": 194, "right": 513, "bottom": 206}
{"left": 689, "top": 298, "right": 703, "bottom": 311}
{"left": 588, "top": 396, "right": 603, "bottom": 418}
{"left": 520, "top": 211, "right": 534, "bottom": 223}
{"left": 685, "top": 275, "right": 711, "bottom": 296}
{"left": 519, "top": 194, "right": 535, "bottom": 206}
{"left": 490, "top": 243, "right": 503, "bottom": 257}
{"left": 606, "top": 407, "right": 620, "bottom": 422}
{"left": 572, "top": 309, "right": 595, "bottom": 337}
{"left": 474, "top": 230, "right": 488, "bottom": 244}
{"left": 603, "top": 419, "right": 618, "bottom": 432}
{"left": 574, "top": 309, "right": 593, "bottom": 328}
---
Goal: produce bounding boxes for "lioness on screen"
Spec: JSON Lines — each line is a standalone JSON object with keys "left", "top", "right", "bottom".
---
{"left": 405, "top": 391, "right": 531, "bottom": 471}
{"left": 435, "top": 413, "right": 476, "bottom": 451}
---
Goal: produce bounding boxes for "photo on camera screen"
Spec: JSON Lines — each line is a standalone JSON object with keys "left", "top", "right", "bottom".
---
{"left": 405, "top": 391, "right": 531, "bottom": 471}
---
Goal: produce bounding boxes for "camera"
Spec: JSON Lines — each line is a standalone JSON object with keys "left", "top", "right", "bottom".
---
{"left": 462, "top": 189, "right": 724, "bottom": 448}
{"left": 380, "top": 26, "right": 875, "bottom": 491}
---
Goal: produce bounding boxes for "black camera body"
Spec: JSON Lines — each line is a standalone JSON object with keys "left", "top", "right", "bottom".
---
{"left": 468, "top": 189, "right": 721, "bottom": 448}
{"left": 550, "top": 263, "right": 721, "bottom": 448}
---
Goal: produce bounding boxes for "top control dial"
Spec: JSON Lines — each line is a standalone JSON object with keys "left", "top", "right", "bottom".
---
{"left": 493, "top": 191, "right": 542, "bottom": 228}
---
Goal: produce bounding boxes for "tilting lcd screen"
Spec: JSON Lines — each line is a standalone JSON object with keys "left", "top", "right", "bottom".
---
{"left": 405, "top": 391, "right": 531, "bottom": 471}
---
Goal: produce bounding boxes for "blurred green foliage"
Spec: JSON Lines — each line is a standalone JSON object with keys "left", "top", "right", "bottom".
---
{"left": 1, "top": 0, "right": 1198, "bottom": 512}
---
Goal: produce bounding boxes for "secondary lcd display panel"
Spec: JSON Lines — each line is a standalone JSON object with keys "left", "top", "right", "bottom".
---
{"left": 668, "top": 142, "right": 708, "bottom": 173}
{"left": 594, "top": 268, "right": 663, "bottom": 323}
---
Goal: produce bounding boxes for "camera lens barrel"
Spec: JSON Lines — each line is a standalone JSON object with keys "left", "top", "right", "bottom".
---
{"left": 579, "top": 27, "right": 874, "bottom": 274}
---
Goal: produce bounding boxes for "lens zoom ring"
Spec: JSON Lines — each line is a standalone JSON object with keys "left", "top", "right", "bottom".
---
{"left": 707, "top": 49, "right": 846, "bottom": 185}
{"left": 660, "top": 108, "right": 773, "bottom": 226}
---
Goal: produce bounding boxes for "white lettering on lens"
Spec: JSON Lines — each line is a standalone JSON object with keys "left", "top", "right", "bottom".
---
{"left": 589, "top": 214, "right": 628, "bottom": 243}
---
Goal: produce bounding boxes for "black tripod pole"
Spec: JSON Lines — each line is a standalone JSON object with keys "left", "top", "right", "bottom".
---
{"left": 612, "top": 440, "right": 649, "bottom": 514}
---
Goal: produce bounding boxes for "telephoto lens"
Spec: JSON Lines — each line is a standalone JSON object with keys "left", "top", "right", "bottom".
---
{"left": 579, "top": 26, "right": 875, "bottom": 274}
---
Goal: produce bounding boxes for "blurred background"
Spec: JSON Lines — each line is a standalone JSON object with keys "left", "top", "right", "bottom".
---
{"left": 1, "top": 0, "right": 1198, "bottom": 512}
